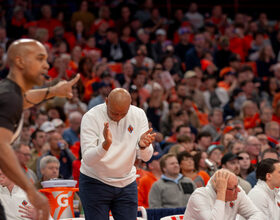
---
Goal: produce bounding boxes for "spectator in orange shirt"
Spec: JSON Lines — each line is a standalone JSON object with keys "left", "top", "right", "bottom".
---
{"left": 36, "top": 5, "right": 62, "bottom": 39}
{"left": 178, "top": 151, "right": 205, "bottom": 187}
{"left": 218, "top": 67, "right": 237, "bottom": 94}
{"left": 240, "top": 100, "right": 260, "bottom": 130}
{"left": 138, "top": 151, "right": 162, "bottom": 208}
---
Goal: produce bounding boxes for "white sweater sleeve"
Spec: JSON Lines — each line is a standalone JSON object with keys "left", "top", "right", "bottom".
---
{"left": 184, "top": 192, "right": 226, "bottom": 220}
{"left": 247, "top": 188, "right": 270, "bottom": 219}
{"left": 237, "top": 190, "right": 264, "bottom": 220}
{"left": 80, "top": 112, "right": 107, "bottom": 167}
{"left": 137, "top": 108, "right": 153, "bottom": 162}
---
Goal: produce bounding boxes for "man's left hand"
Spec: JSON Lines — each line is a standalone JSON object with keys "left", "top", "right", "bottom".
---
{"left": 139, "top": 128, "right": 156, "bottom": 149}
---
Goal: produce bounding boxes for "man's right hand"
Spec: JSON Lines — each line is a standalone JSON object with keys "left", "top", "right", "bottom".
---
{"left": 27, "top": 188, "right": 50, "bottom": 220}
{"left": 102, "top": 122, "right": 112, "bottom": 151}
{"left": 212, "top": 169, "right": 230, "bottom": 201}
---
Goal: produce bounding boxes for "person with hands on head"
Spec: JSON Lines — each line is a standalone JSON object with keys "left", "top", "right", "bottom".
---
{"left": 0, "top": 39, "right": 80, "bottom": 220}
{"left": 183, "top": 169, "right": 263, "bottom": 220}
{"left": 79, "top": 88, "right": 155, "bottom": 220}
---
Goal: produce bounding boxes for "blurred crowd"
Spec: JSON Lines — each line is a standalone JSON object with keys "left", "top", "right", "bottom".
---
{"left": 1, "top": 0, "right": 280, "bottom": 213}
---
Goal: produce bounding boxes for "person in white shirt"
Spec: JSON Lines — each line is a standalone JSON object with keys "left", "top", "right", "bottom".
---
{"left": 0, "top": 169, "right": 33, "bottom": 220}
{"left": 245, "top": 159, "right": 280, "bottom": 220}
{"left": 0, "top": 169, "right": 54, "bottom": 220}
{"left": 79, "top": 88, "right": 155, "bottom": 220}
{"left": 183, "top": 169, "right": 263, "bottom": 220}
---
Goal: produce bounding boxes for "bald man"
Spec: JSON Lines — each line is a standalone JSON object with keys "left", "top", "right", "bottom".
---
{"left": 183, "top": 169, "right": 263, "bottom": 220}
{"left": 0, "top": 39, "right": 79, "bottom": 220}
{"left": 80, "top": 88, "right": 155, "bottom": 220}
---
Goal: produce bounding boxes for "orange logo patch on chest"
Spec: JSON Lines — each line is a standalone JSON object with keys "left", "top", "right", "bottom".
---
{"left": 128, "top": 125, "right": 133, "bottom": 133}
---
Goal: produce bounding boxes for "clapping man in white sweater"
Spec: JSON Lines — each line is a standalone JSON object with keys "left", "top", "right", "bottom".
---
{"left": 79, "top": 88, "right": 155, "bottom": 220}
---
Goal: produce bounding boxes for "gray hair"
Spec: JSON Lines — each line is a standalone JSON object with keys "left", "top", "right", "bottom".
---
{"left": 40, "top": 155, "right": 60, "bottom": 170}
{"left": 12, "top": 141, "right": 29, "bottom": 152}
{"left": 69, "top": 111, "right": 82, "bottom": 122}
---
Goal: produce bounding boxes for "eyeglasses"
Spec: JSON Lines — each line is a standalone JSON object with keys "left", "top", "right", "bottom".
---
{"left": 19, "top": 152, "right": 31, "bottom": 157}
{"left": 250, "top": 143, "right": 261, "bottom": 148}
{"left": 227, "top": 185, "right": 238, "bottom": 192}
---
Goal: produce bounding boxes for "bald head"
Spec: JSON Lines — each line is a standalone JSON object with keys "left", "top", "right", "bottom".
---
{"left": 211, "top": 169, "right": 236, "bottom": 188}
{"left": 211, "top": 169, "right": 240, "bottom": 201}
{"left": 7, "top": 39, "right": 45, "bottom": 67}
{"left": 7, "top": 39, "right": 49, "bottom": 90}
{"left": 106, "top": 88, "right": 131, "bottom": 122}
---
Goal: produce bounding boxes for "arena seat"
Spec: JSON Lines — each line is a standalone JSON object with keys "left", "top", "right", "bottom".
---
{"left": 160, "top": 214, "right": 184, "bottom": 220}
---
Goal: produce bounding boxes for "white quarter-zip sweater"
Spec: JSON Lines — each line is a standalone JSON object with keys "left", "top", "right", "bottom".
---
{"left": 80, "top": 103, "right": 153, "bottom": 187}
{"left": 247, "top": 180, "right": 280, "bottom": 220}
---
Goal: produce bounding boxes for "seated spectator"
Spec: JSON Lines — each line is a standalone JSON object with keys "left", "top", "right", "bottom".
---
{"left": 237, "top": 151, "right": 254, "bottom": 180}
{"left": 203, "top": 75, "right": 229, "bottom": 111}
{"left": 62, "top": 111, "right": 82, "bottom": 147}
{"left": 91, "top": 5, "right": 115, "bottom": 35}
{"left": 13, "top": 142, "right": 38, "bottom": 184}
{"left": 240, "top": 100, "right": 260, "bottom": 131}
{"left": 256, "top": 45, "right": 276, "bottom": 78}
{"left": 165, "top": 124, "right": 192, "bottom": 145}
{"left": 193, "top": 151, "right": 211, "bottom": 185}
{"left": 52, "top": 118, "right": 65, "bottom": 135}
{"left": 37, "top": 132, "right": 76, "bottom": 179}
{"left": 184, "top": 2, "right": 204, "bottom": 30}
{"left": 265, "top": 121, "right": 280, "bottom": 148}
{"left": 196, "top": 131, "right": 212, "bottom": 152}
{"left": 184, "top": 71, "right": 208, "bottom": 113}
{"left": 260, "top": 78, "right": 279, "bottom": 107}
{"left": 168, "top": 144, "right": 185, "bottom": 155}
{"left": 176, "top": 134, "right": 194, "bottom": 153}
{"left": 149, "top": 153, "right": 196, "bottom": 208}
{"left": 36, "top": 4, "right": 62, "bottom": 39}
{"left": 28, "top": 129, "right": 47, "bottom": 174}
{"left": 174, "top": 27, "right": 193, "bottom": 62}
{"left": 138, "top": 151, "right": 162, "bottom": 208}
{"left": 185, "top": 33, "right": 206, "bottom": 71}
{"left": 245, "top": 159, "right": 280, "bottom": 220}
{"left": 240, "top": 81, "right": 260, "bottom": 105}
{"left": 183, "top": 169, "right": 263, "bottom": 219}
{"left": 36, "top": 155, "right": 83, "bottom": 214}
{"left": 102, "top": 27, "right": 132, "bottom": 62}
{"left": 246, "top": 148, "right": 279, "bottom": 187}
{"left": 201, "top": 108, "right": 224, "bottom": 141}
{"left": 35, "top": 155, "right": 60, "bottom": 189}
{"left": 151, "top": 29, "right": 171, "bottom": 62}
{"left": 161, "top": 49, "right": 182, "bottom": 83}
{"left": 130, "top": 45, "right": 154, "bottom": 72}
{"left": 221, "top": 152, "right": 252, "bottom": 194}
{"left": 227, "top": 140, "right": 245, "bottom": 154}
{"left": 214, "top": 36, "right": 234, "bottom": 70}
{"left": 178, "top": 151, "right": 205, "bottom": 187}
{"left": 160, "top": 101, "right": 182, "bottom": 137}
{"left": 207, "top": 144, "right": 224, "bottom": 169}
{"left": 71, "top": 1, "right": 95, "bottom": 34}
{"left": 7, "top": 6, "right": 27, "bottom": 39}
{"left": 20, "top": 123, "right": 32, "bottom": 145}
{"left": 182, "top": 96, "right": 200, "bottom": 128}
{"left": 144, "top": 82, "right": 169, "bottom": 132}
{"left": 244, "top": 136, "right": 261, "bottom": 166}
{"left": 0, "top": 169, "right": 43, "bottom": 220}
{"left": 88, "top": 81, "right": 111, "bottom": 110}
{"left": 220, "top": 132, "right": 234, "bottom": 151}
{"left": 116, "top": 6, "right": 132, "bottom": 35}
